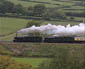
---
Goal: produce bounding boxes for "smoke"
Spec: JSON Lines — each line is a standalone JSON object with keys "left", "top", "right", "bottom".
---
{"left": 18, "top": 23, "right": 85, "bottom": 37}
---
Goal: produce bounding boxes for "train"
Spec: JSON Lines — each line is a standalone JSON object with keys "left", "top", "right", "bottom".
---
{"left": 13, "top": 36, "right": 85, "bottom": 43}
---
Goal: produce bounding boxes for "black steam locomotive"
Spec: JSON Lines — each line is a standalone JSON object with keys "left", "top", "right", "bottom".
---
{"left": 13, "top": 36, "right": 85, "bottom": 43}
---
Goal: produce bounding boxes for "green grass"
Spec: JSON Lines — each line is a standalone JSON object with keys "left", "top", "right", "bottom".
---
{"left": 0, "top": 17, "right": 28, "bottom": 35}
{"left": 7, "top": 0, "right": 58, "bottom": 8}
{"left": 0, "top": 33, "right": 16, "bottom": 41}
{"left": 75, "top": 17, "right": 85, "bottom": 22}
{"left": 14, "top": 57, "right": 51, "bottom": 67}
{"left": 8, "top": 0, "right": 40, "bottom": 7}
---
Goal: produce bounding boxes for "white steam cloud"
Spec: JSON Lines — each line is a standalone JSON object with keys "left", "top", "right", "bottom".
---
{"left": 18, "top": 23, "right": 85, "bottom": 37}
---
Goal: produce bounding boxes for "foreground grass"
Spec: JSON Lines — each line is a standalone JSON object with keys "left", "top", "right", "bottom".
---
{"left": 1, "top": 43, "right": 85, "bottom": 68}
{"left": 14, "top": 57, "right": 51, "bottom": 67}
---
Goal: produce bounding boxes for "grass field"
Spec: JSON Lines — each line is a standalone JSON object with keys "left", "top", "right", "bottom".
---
{"left": 0, "top": 17, "right": 28, "bottom": 35}
{"left": 14, "top": 57, "right": 51, "bottom": 67}
{"left": 7, "top": 0, "right": 58, "bottom": 8}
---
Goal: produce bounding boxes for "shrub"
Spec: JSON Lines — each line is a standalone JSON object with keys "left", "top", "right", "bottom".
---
{"left": 39, "top": 46, "right": 85, "bottom": 69}
{"left": 0, "top": 45, "right": 13, "bottom": 55}
{"left": 0, "top": 55, "right": 32, "bottom": 69}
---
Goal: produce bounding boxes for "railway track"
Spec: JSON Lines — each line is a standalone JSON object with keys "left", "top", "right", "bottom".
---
{"left": 0, "top": 41, "right": 85, "bottom": 45}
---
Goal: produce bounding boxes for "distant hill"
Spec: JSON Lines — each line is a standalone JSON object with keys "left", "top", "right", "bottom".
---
{"left": 7, "top": 0, "right": 85, "bottom": 8}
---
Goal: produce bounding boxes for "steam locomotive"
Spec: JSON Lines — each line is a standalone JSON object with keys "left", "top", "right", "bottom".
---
{"left": 13, "top": 36, "right": 85, "bottom": 43}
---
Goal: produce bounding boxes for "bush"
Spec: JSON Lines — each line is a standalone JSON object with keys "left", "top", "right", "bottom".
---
{"left": 0, "top": 55, "right": 32, "bottom": 69}
{"left": 0, "top": 45, "right": 13, "bottom": 55}
{"left": 39, "top": 46, "right": 85, "bottom": 69}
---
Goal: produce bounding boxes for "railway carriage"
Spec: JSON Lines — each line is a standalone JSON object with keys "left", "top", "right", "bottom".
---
{"left": 13, "top": 36, "right": 85, "bottom": 43}
{"left": 74, "top": 37, "right": 85, "bottom": 43}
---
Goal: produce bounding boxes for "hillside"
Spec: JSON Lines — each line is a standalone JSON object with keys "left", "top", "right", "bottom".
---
{"left": 7, "top": 0, "right": 85, "bottom": 16}
{"left": 8, "top": 0, "right": 85, "bottom": 8}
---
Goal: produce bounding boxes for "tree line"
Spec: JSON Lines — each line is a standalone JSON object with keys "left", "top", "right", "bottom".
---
{"left": 0, "top": 0, "right": 84, "bottom": 20}
{"left": 0, "top": 0, "right": 66, "bottom": 20}
{"left": 0, "top": 0, "right": 25, "bottom": 15}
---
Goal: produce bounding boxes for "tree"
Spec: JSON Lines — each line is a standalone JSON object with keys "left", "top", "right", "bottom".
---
{"left": 0, "top": 0, "right": 6, "bottom": 2}
{"left": 39, "top": 47, "right": 85, "bottom": 69}
{"left": 0, "top": 1, "right": 10, "bottom": 13}
{"left": 0, "top": 0, "right": 26, "bottom": 15}
{"left": 14, "top": 4, "right": 25, "bottom": 15}
{"left": 26, "top": 20, "right": 41, "bottom": 28}
{"left": 33, "top": 4, "right": 46, "bottom": 16}
{"left": 0, "top": 45, "right": 12, "bottom": 55}
{"left": 27, "top": 6, "right": 34, "bottom": 16}
{"left": 43, "top": 9, "right": 66, "bottom": 20}
{"left": 0, "top": 0, "right": 14, "bottom": 14}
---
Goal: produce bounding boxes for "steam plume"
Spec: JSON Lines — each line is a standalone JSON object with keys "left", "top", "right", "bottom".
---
{"left": 18, "top": 23, "right": 85, "bottom": 37}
